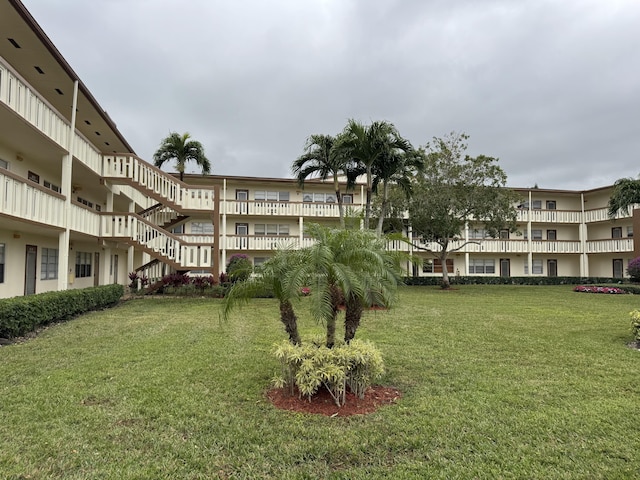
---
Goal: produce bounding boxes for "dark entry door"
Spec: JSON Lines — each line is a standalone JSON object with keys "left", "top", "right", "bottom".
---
{"left": 547, "top": 259, "right": 558, "bottom": 277}
{"left": 25, "top": 245, "right": 37, "bottom": 295}
{"left": 500, "top": 258, "right": 510, "bottom": 277}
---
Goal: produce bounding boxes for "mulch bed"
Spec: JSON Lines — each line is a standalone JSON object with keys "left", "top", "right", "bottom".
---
{"left": 266, "top": 385, "right": 401, "bottom": 417}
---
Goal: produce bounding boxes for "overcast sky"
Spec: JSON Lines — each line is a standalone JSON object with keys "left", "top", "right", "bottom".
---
{"left": 23, "top": 0, "right": 640, "bottom": 190}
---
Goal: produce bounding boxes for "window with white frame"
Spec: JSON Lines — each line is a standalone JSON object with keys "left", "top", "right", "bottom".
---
{"left": 75, "top": 252, "right": 92, "bottom": 278}
{"left": 191, "top": 222, "right": 214, "bottom": 234}
{"left": 612, "top": 227, "right": 623, "bottom": 239}
{"left": 303, "top": 192, "right": 336, "bottom": 203}
{"left": 77, "top": 196, "right": 93, "bottom": 208}
{"left": 0, "top": 158, "right": 8, "bottom": 169}
{"left": 532, "top": 200, "right": 542, "bottom": 209}
{"left": 0, "top": 243, "right": 5, "bottom": 283}
{"left": 43, "top": 180, "right": 61, "bottom": 193}
{"left": 469, "top": 229, "right": 491, "bottom": 239}
{"left": 342, "top": 194, "right": 353, "bottom": 204}
{"left": 40, "top": 248, "right": 58, "bottom": 280}
{"left": 254, "top": 224, "right": 290, "bottom": 236}
{"left": 525, "top": 259, "right": 544, "bottom": 275}
{"left": 469, "top": 259, "right": 495, "bottom": 274}
{"left": 546, "top": 200, "right": 556, "bottom": 210}
{"left": 254, "top": 191, "right": 290, "bottom": 202}
{"left": 524, "top": 229, "right": 543, "bottom": 240}
{"left": 627, "top": 226, "right": 633, "bottom": 238}
{"left": 253, "top": 257, "right": 268, "bottom": 267}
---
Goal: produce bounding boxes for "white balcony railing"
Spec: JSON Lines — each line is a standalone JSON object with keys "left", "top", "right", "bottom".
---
{"left": 103, "top": 154, "right": 216, "bottom": 211}
{"left": 69, "top": 203, "right": 101, "bottom": 236}
{"left": 100, "top": 213, "right": 212, "bottom": 269}
{"left": 224, "top": 199, "right": 363, "bottom": 218}
{"left": 586, "top": 238, "right": 634, "bottom": 253}
{"left": 0, "top": 59, "right": 69, "bottom": 150}
{"left": 583, "top": 206, "right": 639, "bottom": 223}
{"left": 516, "top": 209, "right": 582, "bottom": 224}
{"left": 0, "top": 170, "right": 65, "bottom": 228}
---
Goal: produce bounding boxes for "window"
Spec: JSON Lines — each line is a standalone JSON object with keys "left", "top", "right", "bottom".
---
{"left": 547, "top": 230, "right": 557, "bottom": 240}
{"left": 28, "top": 171, "right": 40, "bottom": 183}
{"left": 303, "top": 192, "right": 336, "bottom": 203}
{"left": 524, "top": 229, "right": 543, "bottom": 240}
{"left": 75, "top": 252, "right": 92, "bottom": 278}
{"left": 469, "top": 259, "right": 495, "bottom": 274}
{"left": 255, "top": 224, "right": 290, "bottom": 236}
{"left": 342, "top": 194, "right": 353, "bottom": 204}
{"left": 172, "top": 225, "right": 184, "bottom": 234}
{"left": 499, "top": 230, "right": 510, "bottom": 239}
{"left": 43, "top": 180, "right": 61, "bottom": 193}
{"left": 77, "top": 196, "right": 93, "bottom": 208}
{"left": 627, "top": 226, "right": 633, "bottom": 238}
{"left": 612, "top": 227, "right": 623, "bottom": 239}
{"left": 0, "top": 243, "right": 4, "bottom": 283}
{"left": 546, "top": 200, "right": 556, "bottom": 210}
{"left": 191, "top": 222, "right": 214, "bottom": 234}
{"left": 524, "top": 259, "right": 544, "bottom": 275}
{"left": 469, "top": 229, "right": 491, "bottom": 239}
{"left": 0, "top": 158, "right": 8, "bottom": 169}
{"left": 40, "top": 248, "right": 58, "bottom": 280}
{"left": 532, "top": 200, "right": 542, "bottom": 209}
{"left": 422, "top": 259, "right": 453, "bottom": 274}
{"left": 254, "top": 257, "right": 268, "bottom": 267}
{"left": 254, "top": 191, "right": 289, "bottom": 202}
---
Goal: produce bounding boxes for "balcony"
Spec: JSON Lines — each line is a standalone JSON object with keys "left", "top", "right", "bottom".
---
{"left": 584, "top": 206, "right": 638, "bottom": 223}
{"left": 224, "top": 199, "right": 363, "bottom": 218}
{"left": 516, "top": 209, "right": 582, "bottom": 223}
{"left": 586, "top": 238, "right": 634, "bottom": 253}
{"left": 0, "top": 169, "right": 65, "bottom": 228}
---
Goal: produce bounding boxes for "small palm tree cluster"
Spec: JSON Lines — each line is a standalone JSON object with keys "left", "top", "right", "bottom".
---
{"left": 292, "top": 119, "right": 423, "bottom": 236}
{"left": 221, "top": 224, "right": 404, "bottom": 348}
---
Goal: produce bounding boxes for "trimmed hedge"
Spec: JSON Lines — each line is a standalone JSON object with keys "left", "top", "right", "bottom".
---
{"left": 0, "top": 284, "right": 124, "bottom": 339}
{"left": 403, "top": 276, "right": 629, "bottom": 286}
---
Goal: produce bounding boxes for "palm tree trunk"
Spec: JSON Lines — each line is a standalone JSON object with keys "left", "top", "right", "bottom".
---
{"left": 279, "top": 300, "right": 301, "bottom": 345}
{"left": 326, "top": 286, "right": 342, "bottom": 348}
{"left": 364, "top": 166, "right": 373, "bottom": 229}
{"left": 344, "top": 292, "right": 363, "bottom": 343}
{"left": 334, "top": 175, "right": 345, "bottom": 229}
{"left": 375, "top": 181, "right": 389, "bottom": 237}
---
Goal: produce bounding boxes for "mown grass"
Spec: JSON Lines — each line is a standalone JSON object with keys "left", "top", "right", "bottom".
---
{"left": 1, "top": 286, "right": 639, "bottom": 479}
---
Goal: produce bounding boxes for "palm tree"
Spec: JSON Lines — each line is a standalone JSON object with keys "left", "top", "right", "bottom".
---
{"left": 608, "top": 176, "right": 640, "bottom": 217}
{"left": 372, "top": 148, "right": 424, "bottom": 237}
{"left": 335, "top": 120, "right": 413, "bottom": 231}
{"left": 291, "top": 134, "right": 359, "bottom": 229}
{"left": 221, "top": 248, "right": 306, "bottom": 345}
{"left": 153, "top": 132, "right": 210, "bottom": 181}
{"left": 292, "top": 224, "right": 403, "bottom": 347}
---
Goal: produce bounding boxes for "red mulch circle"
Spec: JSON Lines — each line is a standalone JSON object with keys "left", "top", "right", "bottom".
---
{"left": 266, "top": 385, "right": 401, "bottom": 417}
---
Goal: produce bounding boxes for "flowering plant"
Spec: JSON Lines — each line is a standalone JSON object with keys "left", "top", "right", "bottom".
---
{"left": 301, "top": 287, "right": 311, "bottom": 296}
{"left": 574, "top": 285, "right": 626, "bottom": 294}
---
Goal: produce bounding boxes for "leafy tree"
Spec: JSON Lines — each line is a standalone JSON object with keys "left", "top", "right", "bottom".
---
{"left": 153, "top": 132, "right": 210, "bottom": 181}
{"left": 292, "top": 224, "right": 403, "bottom": 347}
{"left": 335, "top": 120, "right": 413, "bottom": 231}
{"left": 608, "top": 176, "right": 640, "bottom": 217}
{"left": 291, "top": 134, "right": 359, "bottom": 229}
{"left": 221, "top": 249, "right": 305, "bottom": 345}
{"left": 404, "top": 132, "right": 519, "bottom": 289}
{"left": 372, "top": 148, "right": 425, "bottom": 237}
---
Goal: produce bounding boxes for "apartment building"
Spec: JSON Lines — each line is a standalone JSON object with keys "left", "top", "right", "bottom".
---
{"left": 0, "top": 0, "right": 637, "bottom": 299}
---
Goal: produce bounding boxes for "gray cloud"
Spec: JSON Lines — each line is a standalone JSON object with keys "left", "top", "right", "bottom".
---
{"left": 23, "top": 0, "right": 640, "bottom": 188}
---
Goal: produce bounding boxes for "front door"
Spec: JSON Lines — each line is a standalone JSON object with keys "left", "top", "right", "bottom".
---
{"left": 547, "top": 259, "right": 558, "bottom": 277}
{"left": 94, "top": 252, "right": 100, "bottom": 286}
{"left": 25, "top": 245, "right": 37, "bottom": 295}
{"left": 235, "top": 223, "right": 249, "bottom": 249}
{"left": 236, "top": 190, "right": 249, "bottom": 214}
{"left": 613, "top": 259, "right": 624, "bottom": 279}
{"left": 500, "top": 258, "right": 510, "bottom": 277}
{"left": 113, "top": 254, "right": 119, "bottom": 284}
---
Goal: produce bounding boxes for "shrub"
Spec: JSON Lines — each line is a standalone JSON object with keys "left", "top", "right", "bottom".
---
{"left": 272, "top": 336, "right": 384, "bottom": 407}
{"left": 631, "top": 310, "right": 640, "bottom": 342}
{"left": 161, "top": 273, "right": 190, "bottom": 289}
{"left": 226, "top": 254, "right": 252, "bottom": 283}
{"left": 0, "top": 285, "right": 123, "bottom": 339}
{"left": 627, "top": 257, "right": 640, "bottom": 282}
{"left": 128, "top": 271, "right": 149, "bottom": 291}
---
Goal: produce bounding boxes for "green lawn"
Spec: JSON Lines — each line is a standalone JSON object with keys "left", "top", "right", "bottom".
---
{"left": 1, "top": 286, "right": 639, "bottom": 479}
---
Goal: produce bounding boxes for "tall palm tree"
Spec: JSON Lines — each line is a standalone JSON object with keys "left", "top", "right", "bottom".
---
{"left": 608, "top": 176, "right": 640, "bottom": 217}
{"left": 335, "top": 120, "right": 412, "bottom": 230}
{"left": 153, "top": 132, "right": 210, "bottom": 181}
{"left": 372, "top": 148, "right": 424, "bottom": 237}
{"left": 292, "top": 224, "right": 402, "bottom": 347}
{"left": 221, "top": 248, "right": 305, "bottom": 345}
{"left": 291, "top": 134, "right": 359, "bottom": 229}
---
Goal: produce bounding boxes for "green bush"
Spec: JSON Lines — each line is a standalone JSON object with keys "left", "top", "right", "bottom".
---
{"left": 226, "top": 254, "right": 252, "bottom": 283}
{"left": 0, "top": 285, "right": 123, "bottom": 339}
{"left": 403, "top": 276, "right": 628, "bottom": 286}
{"left": 630, "top": 310, "right": 640, "bottom": 342}
{"left": 272, "top": 336, "right": 384, "bottom": 407}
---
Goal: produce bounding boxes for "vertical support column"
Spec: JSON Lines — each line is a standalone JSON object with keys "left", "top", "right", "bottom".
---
{"left": 299, "top": 216, "right": 304, "bottom": 248}
{"left": 580, "top": 192, "right": 587, "bottom": 277}
{"left": 527, "top": 190, "right": 532, "bottom": 275}
{"left": 212, "top": 185, "right": 220, "bottom": 277}
{"left": 57, "top": 80, "right": 78, "bottom": 292}
{"left": 127, "top": 200, "right": 135, "bottom": 275}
